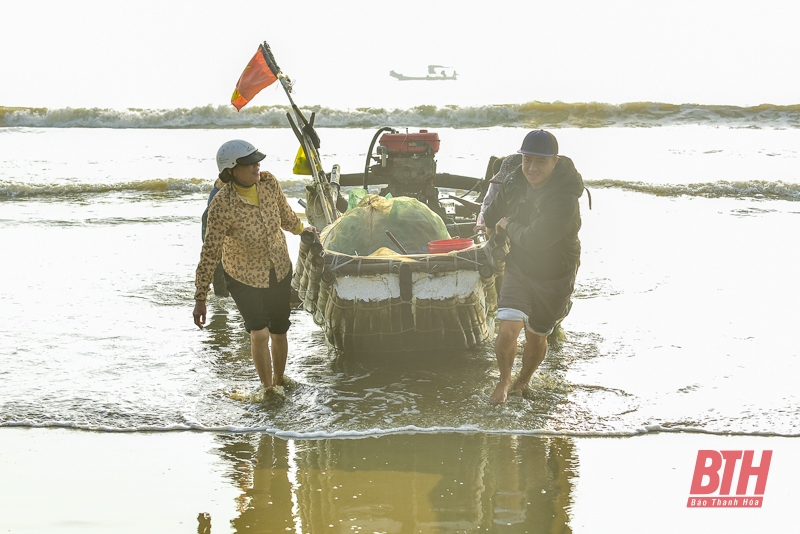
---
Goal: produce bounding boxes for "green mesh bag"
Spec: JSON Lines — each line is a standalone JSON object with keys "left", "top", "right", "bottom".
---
{"left": 321, "top": 194, "right": 450, "bottom": 255}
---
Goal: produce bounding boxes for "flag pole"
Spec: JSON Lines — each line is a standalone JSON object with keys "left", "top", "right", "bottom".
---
{"left": 258, "top": 42, "right": 336, "bottom": 226}
{"left": 259, "top": 43, "right": 297, "bottom": 107}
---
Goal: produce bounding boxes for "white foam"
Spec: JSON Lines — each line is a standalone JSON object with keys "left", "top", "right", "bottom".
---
{"left": 5, "top": 421, "right": 799, "bottom": 439}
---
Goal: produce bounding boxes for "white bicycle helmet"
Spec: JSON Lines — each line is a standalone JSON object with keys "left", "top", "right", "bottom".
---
{"left": 216, "top": 140, "right": 266, "bottom": 172}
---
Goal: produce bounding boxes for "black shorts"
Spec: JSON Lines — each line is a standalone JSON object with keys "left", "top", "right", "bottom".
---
{"left": 497, "top": 257, "right": 575, "bottom": 335}
{"left": 224, "top": 267, "right": 293, "bottom": 334}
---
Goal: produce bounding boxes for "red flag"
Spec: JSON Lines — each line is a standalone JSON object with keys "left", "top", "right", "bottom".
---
{"left": 231, "top": 48, "right": 278, "bottom": 111}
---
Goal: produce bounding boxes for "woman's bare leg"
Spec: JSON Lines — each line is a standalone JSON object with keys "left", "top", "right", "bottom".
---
{"left": 270, "top": 333, "right": 288, "bottom": 386}
{"left": 250, "top": 327, "right": 272, "bottom": 388}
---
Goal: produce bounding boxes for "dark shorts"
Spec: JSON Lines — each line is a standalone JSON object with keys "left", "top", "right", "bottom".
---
{"left": 497, "top": 257, "right": 575, "bottom": 336}
{"left": 224, "top": 267, "right": 293, "bottom": 334}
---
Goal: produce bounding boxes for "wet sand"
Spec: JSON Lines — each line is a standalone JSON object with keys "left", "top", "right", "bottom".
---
{"left": 1, "top": 428, "right": 796, "bottom": 533}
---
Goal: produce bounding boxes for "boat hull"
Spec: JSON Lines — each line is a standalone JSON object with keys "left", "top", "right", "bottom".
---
{"left": 292, "top": 237, "right": 507, "bottom": 353}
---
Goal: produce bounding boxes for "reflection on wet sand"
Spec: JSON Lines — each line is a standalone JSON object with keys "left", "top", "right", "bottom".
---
{"left": 214, "top": 432, "right": 576, "bottom": 533}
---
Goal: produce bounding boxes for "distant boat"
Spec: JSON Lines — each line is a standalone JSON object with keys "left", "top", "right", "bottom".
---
{"left": 390, "top": 65, "right": 457, "bottom": 81}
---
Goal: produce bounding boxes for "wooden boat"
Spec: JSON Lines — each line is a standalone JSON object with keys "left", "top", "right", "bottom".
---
{"left": 291, "top": 125, "right": 510, "bottom": 353}
{"left": 389, "top": 65, "right": 458, "bottom": 81}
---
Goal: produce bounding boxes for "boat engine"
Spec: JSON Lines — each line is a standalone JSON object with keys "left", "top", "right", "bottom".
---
{"left": 365, "top": 129, "right": 448, "bottom": 220}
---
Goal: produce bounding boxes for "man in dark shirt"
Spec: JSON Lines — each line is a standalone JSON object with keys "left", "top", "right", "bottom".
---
{"left": 483, "top": 130, "right": 584, "bottom": 403}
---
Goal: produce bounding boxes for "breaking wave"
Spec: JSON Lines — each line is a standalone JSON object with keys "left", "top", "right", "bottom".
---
{"left": 0, "top": 177, "right": 311, "bottom": 198}
{"left": 3, "top": 102, "right": 800, "bottom": 129}
{"left": 583, "top": 179, "right": 800, "bottom": 200}
{"left": 3, "top": 177, "right": 799, "bottom": 201}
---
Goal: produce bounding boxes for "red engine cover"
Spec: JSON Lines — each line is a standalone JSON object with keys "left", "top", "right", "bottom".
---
{"left": 379, "top": 130, "right": 440, "bottom": 154}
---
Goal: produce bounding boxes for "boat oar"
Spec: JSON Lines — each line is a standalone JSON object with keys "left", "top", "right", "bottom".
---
{"left": 385, "top": 230, "right": 409, "bottom": 254}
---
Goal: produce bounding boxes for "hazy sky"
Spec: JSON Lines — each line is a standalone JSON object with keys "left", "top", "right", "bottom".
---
{"left": 2, "top": 0, "right": 798, "bottom": 109}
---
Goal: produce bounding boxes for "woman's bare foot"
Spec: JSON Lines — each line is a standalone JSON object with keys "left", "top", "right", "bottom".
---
{"left": 490, "top": 380, "right": 512, "bottom": 404}
{"left": 272, "top": 374, "right": 284, "bottom": 387}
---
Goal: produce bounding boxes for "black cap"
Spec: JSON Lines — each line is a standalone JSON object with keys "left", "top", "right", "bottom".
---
{"left": 236, "top": 149, "right": 266, "bottom": 166}
{"left": 517, "top": 130, "right": 558, "bottom": 157}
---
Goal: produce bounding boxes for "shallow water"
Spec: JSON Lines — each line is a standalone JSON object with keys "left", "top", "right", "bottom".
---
{"left": 1, "top": 125, "right": 798, "bottom": 438}
{"left": 2, "top": 428, "right": 797, "bottom": 533}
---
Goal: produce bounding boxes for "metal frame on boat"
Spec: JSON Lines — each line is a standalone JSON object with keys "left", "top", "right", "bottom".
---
{"left": 288, "top": 121, "right": 510, "bottom": 352}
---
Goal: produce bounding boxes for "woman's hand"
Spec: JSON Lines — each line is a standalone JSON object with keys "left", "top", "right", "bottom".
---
{"left": 193, "top": 300, "right": 207, "bottom": 329}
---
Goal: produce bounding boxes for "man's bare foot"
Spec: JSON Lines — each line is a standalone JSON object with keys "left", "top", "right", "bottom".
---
{"left": 490, "top": 380, "right": 512, "bottom": 404}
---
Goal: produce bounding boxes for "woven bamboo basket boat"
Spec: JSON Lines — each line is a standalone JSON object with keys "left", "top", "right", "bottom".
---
{"left": 292, "top": 230, "right": 508, "bottom": 353}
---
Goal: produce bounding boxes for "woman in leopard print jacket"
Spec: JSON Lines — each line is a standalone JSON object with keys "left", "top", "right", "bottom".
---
{"left": 193, "top": 140, "right": 313, "bottom": 390}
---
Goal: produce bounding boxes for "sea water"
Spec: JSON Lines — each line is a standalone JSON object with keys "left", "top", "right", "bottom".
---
{"left": 1, "top": 105, "right": 799, "bottom": 530}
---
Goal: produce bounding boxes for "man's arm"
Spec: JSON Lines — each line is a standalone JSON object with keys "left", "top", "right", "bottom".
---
{"left": 505, "top": 195, "right": 578, "bottom": 253}
{"left": 482, "top": 181, "right": 511, "bottom": 231}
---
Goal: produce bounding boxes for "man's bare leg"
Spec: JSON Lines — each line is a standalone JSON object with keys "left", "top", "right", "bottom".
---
{"left": 270, "top": 333, "right": 288, "bottom": 386}
{"left": 250, "top": 327, "right": 273, "bottom": 388}
{"left": 490, "top": 320, "right": 525, "bottom": 404}
{"left": 511, "top": 330, "right": 548, "bottom": 393}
